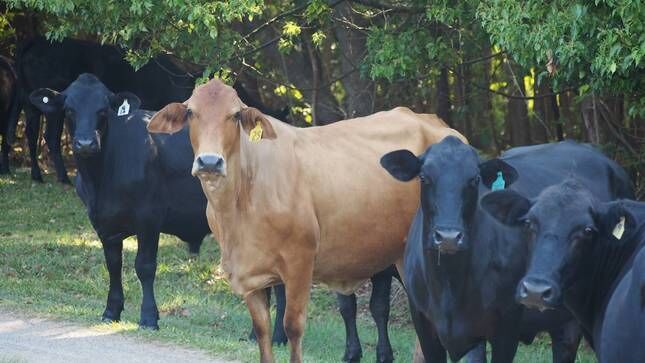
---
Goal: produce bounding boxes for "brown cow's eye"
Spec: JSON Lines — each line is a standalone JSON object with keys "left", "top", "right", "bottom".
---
{"left": 234, "top": 111, "right": 241, "bottom": 121}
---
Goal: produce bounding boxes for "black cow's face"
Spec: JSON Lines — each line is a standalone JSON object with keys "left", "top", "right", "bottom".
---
{"left": 29, "top": 73, "right": 141, "bottom": 158}
{"left": 482, "top": 179, "right": 633, "bottom": 310}
{"left": 381, "top": 136, "right": 518, "bottom": 255}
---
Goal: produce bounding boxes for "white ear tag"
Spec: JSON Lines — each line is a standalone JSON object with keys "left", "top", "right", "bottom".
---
{"left": 612, "top": 216, "right": 625, "bottom": 240}
{"left": 117, "top": 99, "right": 130, "bottom": 116}
{"left": 42, "top": 96, "right": 49, "bottom": 104}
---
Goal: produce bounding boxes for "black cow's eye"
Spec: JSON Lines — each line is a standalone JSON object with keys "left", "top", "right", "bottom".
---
{"left": 470, "top": 175, "right": 481, "bottom": 187}
{"left": 583, "top": 226, "right": 594, "bottom": 237}
{"left": 523, "top": 219, "right": 532, "bottom": 229}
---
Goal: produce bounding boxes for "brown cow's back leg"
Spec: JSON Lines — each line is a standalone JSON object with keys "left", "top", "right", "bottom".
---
{"left": 246, "top": 289, "right": 274, "bottom": 363}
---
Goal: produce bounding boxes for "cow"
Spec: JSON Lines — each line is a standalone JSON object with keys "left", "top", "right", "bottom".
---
{"left": 16, "top": 36, "right": 288, "bottom": 184}
{"left": 27, "top": 73, "right": 211, "bottom": 330}
{"left": 146, "top": 78, "right": 462, "bottom": 362}
{"left": 0, "top": 55, "right": 20, "bottom": 174}
{"left": 481, "top": 179, "right": 643, "bottom": 363}
{"left": 380, "top": 138, "right": 633, "bottom": 362}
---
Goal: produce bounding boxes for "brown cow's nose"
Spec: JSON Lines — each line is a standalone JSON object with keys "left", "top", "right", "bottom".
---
{"left": 194, "top": 154, "right": 225, "bottom": 175}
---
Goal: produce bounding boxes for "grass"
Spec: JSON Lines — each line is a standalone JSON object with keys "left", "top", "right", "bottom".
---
{"left": 0, "top": 169, "right": 596, "bottom": 362}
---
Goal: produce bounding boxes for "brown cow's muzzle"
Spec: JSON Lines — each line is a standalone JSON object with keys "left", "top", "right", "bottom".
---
{"left": 193, "top": 153, "right": 227, "bottom": 188}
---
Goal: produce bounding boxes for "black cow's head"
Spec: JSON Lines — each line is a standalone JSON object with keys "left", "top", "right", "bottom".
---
{"left": 380, "top": 136, "right": 518, "bottom": 254}
{"left": 481, "top": 178, "right": 635, "bottom": 310}
{"left": 29, "top": 73, "right": 141, "bottom": 157}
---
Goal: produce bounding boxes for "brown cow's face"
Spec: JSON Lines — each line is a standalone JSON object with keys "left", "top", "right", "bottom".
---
{"left": 147, "top": 79, "right": 276, "bottom": 191}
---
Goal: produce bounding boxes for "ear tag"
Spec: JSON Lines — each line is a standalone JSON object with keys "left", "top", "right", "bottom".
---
{"left": 491, "top": 171, "right": 506, "bottom": 191}
{"left": 42, "top": 96, "right": 49, "bottom": 104}
{"left": 117, "top": 99, "right": 130, "bottom": 116}
{"left": 249, "top": 121, "right": 263, "bottom": 143}
{"left": 612, "top": 216, "right": 625, "bottom": 240}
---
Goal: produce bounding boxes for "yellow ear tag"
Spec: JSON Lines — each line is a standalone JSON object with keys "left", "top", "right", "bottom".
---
{"left": 249, "top": 121, "right": 263, "bottom": 143}
{"left": 612, "top": 216, "right": 625, "bottom": 240}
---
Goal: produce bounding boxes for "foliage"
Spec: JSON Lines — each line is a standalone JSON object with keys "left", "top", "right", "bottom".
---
{"left": 478, "top": 0, "right": 644, "bottom": 117}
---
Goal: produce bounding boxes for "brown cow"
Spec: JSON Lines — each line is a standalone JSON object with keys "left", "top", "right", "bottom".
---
{"left": 147, "top": 79, "right": 464, "bottom": 363}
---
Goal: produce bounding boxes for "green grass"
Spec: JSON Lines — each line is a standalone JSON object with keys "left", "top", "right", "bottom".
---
{"left": 0, "top": 169, "right": 596, "bottom": 362}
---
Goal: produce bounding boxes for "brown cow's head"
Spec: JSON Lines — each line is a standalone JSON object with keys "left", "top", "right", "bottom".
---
{"left": 147, "top": 79, "right": 276, "bottom": 190}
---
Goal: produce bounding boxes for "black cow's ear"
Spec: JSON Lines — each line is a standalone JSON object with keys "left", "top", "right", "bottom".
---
{"left": 595, "top": 201, "right": 636, "bottom": 243}
{"left": 479, "top": 158, "right": 519, "bottom": 189}
{"left": 380, "top": 149, "right": 421, "bottom": 182}
{"left": 29, "top": 88, "right": 65, "bottom": 114}
{"left": 109, "top": 92, "right": 142, "bottom": 116}
{"left": 481, "top": 190, "right": 532, "bottom": 226}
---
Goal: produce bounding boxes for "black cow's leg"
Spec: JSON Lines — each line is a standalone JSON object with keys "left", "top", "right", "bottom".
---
{"left": 101, "top": 237, "right": 124, "bottom": 322}
{"left": 0, "top": 134, "right": 9, "bottom": 174}
{"left": 135, "top": 228, "right": 160, "bottom": 329}
{"left": 410, "top": 308, "right": 446, "bottom": 363}
{"left": 24, "top": 106, "right": 43, "bottom": 182}
{"left": 271, "top": 284, "right": 288, "bottom": 345}
{"left": 370, "top": 269, "right": 394, "bottom": 363}
{"left": 337, "top": 293, "right": 362, "bottom": 362}
{"left": 549, "top": 321, "right": 581, "bottom": 363}
{"left": 464, "top": 342, "right": 487, "bottom": 363}
{"left": 489, "top": 327, "right": 519, "bottom": 363}
{"left": 43, "top": 112, "right": 70, "bottom": 184}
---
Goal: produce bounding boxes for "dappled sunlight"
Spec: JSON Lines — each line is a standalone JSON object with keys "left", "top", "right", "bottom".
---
{"left": 90, "top": 321, "right": 139, "bottom": 333}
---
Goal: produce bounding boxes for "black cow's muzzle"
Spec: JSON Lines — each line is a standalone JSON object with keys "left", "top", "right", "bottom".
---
{"left": 516, "top": 276, "right": 561, "bottom": 310}
{"left": 73, "top": 137, "right": 100, "bottom": 156}
{"left": 431, "top": 227, "right": 465, "bottom": 254}
{"left": 192, "top": 153, "right": 226, "bottom": 177}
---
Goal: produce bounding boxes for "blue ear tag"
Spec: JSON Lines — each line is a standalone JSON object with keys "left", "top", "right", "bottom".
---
{"left": 491, "top": 171, "right": 505, "bottom": 191}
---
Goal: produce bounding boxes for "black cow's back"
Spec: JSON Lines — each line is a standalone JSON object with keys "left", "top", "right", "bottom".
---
{"left": 18, "top": 37, "right": 192, "bottom": 110}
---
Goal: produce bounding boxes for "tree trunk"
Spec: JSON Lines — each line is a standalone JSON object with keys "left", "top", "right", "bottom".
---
{"left": 504, "top": 60, "right": 530, "bottom": 146}
{"left": 333, "top": 1, "right": 374, "bottom": 118}
{"left": 436, "top": 68, "right": 452, "bottom": 126}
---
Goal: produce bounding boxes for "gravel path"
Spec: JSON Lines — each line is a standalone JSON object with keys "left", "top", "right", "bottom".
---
{"left": 0, "top": 310, "right": 234, "bottom": 363}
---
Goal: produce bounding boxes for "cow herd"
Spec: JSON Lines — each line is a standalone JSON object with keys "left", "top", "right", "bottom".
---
{"left": 0, "top": 37, "right": 643, "bottom": 363}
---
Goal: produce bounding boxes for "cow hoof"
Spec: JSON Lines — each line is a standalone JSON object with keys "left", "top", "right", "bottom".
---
{"left": 138, "top": 321, "right": 160, "bottom": 330}
{"left": 377, "top": 355, "right": 394, "bottom": 363}
{"left": 31, "top": 174, "right": 44, "bottom": 183}
{"left": 342, "top": 349, "right": 362, "bottom": 362}
{"left": 271, "top": 336, "right": 288, "bottom": 346}
{"left": 101, "top": 315, "right": 120, "bottom": 323}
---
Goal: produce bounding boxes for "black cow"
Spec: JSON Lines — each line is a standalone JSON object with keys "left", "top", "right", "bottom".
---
{"left": 28, "top": 73, "right": 210, "bottom": 329}
{"left": 17, "top": 36, "right": 288, "bottom": 184}
{"left": 380, "top": 137, "right": 632, "bottom": 362}
{"left": 482, "top": 179, "right": 643, "bottom": 363}
{"left": 0, "top": 55, "right": 20, "bottom": 174}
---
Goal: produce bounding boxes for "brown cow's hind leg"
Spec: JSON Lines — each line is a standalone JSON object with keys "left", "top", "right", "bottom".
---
{"left": 246, "top": 289, "right": 274, "bottom": 363}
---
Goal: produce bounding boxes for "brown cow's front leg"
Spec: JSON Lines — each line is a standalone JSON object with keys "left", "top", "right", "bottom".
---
{"left": 283, "top": 268, "right": 314, "bottom": 363}
{"left": 246, "top": 289, "right": 274, "bottom": 363}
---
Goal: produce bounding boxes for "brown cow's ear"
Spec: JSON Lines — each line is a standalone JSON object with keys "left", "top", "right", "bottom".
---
{"left": 239, "top": 107, "right": 277, "bottom": 140}
{"left": 147, "top": 103, "right": 188, "bottom": 134}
